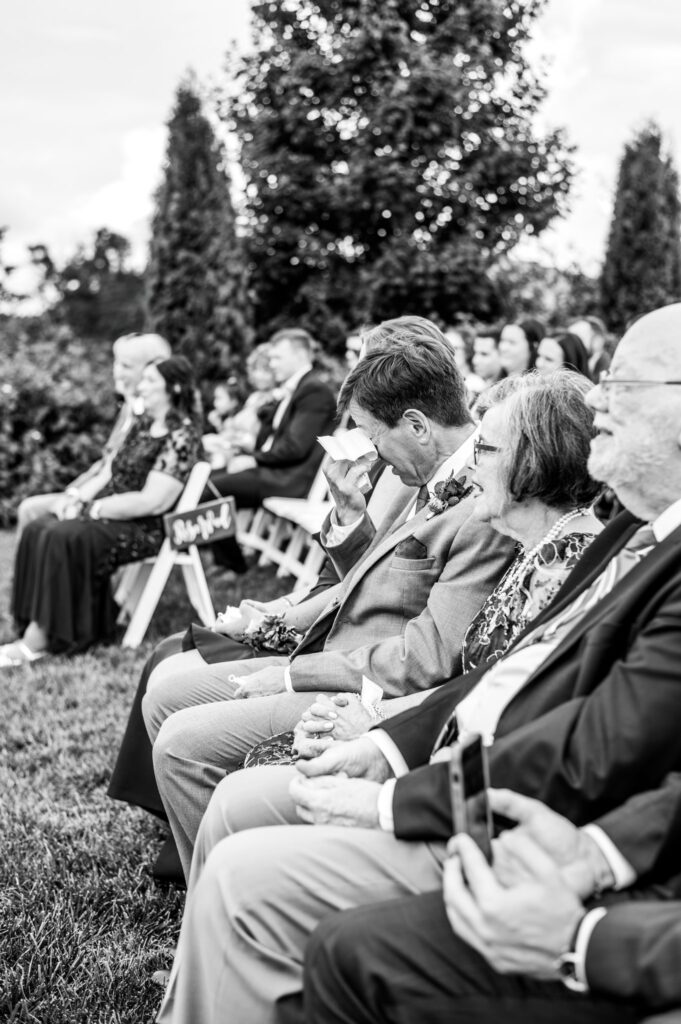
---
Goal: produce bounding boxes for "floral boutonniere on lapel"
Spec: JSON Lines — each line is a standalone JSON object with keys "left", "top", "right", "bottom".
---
{"left": 426, "top": 473, "right": 474, "bottom": 519}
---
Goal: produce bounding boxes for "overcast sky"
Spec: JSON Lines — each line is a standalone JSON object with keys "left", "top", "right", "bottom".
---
{"left": 2, "top": 0, "right": 681, "bottom": 293}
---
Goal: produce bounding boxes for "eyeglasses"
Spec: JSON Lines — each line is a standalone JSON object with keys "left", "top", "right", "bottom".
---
{"left": 473, "top": 439, "right": 500, "bottom": 465}
{"left": 598, "top": 370, "right": 681, "bottom": 391}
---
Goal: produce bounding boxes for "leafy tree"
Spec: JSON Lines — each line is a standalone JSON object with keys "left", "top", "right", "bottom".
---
{"left": 146, "top": 76, "right": 251, "bottom": 385}
{"left": 601, "top": 122, "right": 681, "bottom": 335}
{"left": 46, "top": 229, "right": 146, "bottom": 340}
{"left": 222, "top": 0, "right": 573, "bottom": 349}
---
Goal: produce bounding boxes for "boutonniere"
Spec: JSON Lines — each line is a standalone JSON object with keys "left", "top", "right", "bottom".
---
{"left": 426, "top": 473, "right": 474, "bottom": 519}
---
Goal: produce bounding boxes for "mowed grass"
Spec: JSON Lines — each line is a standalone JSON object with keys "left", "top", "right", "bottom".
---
{"left": 0, "top": 530, "right": 290, "bottom": 1023}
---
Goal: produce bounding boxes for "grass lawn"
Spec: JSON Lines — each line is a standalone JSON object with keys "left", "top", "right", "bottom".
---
{"left": 0, "top": 529, "right": 290, "bottom": 1023}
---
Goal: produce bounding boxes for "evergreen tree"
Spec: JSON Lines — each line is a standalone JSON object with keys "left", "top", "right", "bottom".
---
{"left": 222, "top": 0, "right": 573, "bottom": 349}
{"left": 147, "top": 76, "right": 251, "bottom": 385}
{"left": 601, "top": 122, "right": 681, "bottom": 335}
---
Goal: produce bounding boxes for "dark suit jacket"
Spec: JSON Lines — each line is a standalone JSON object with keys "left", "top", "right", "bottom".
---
{"left": 587, "top": 902, "right": 681, "bottom": 1010}
{"left": 251, "top": 370, "right": 337, "bottom": 497}
{"left": 379, "top": 511, "right": 681, "bottom": 841}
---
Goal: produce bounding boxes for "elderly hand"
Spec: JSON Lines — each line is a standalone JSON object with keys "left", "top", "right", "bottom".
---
{"left": 289, "top": 773, "right": 381, "bottom": 828}
{"left": 325, "top": 454, "right": 375, "bottom": 526}
{"left": 300, "top": 693, "right": 374, "bottom": 743}
{"left": 295, "top": 735, "right": 391, "bottom": 782}
{"left": 233, "top": 666, "right": 287, "bottom": 699}
{"left": 444, "top": 832, "right": 584, "bottom": 979}
{"left": 489, "top": 790, "right": 614, "bottom": 899}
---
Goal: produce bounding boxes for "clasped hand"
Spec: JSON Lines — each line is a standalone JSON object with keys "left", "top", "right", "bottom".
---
{"left": 293, "top": 693, "right": 374, "bottom": 758}
{"left": 288, "top": 736, "right": 392, "bottom": 828}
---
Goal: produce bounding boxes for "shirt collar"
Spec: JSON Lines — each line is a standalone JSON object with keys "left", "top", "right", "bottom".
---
{"left": 426, "top": 428, "right": 478, "bottom": 492}
{"left": 651, "top": 496, "right": 681, "bottom": 542}
{"left": 281, "top": 363, "right": 312, "bottom": 394}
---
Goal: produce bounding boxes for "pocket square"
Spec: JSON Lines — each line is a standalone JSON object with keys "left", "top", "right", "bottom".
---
{"left": 394, "top": 537, "right": 428, "bottom": 559}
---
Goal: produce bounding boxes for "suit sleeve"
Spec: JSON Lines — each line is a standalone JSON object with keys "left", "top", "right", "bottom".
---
{"left": 586, "top": 902, "right": 681, "bottom": 1007}
{"left": 594, "top": 773, "right": 681, "bottom": 884}
{"left": 289, "top": 516, "right": 514, "bottom": 696}
{"left": 320, "top": 511, "right": 377, "bottom": 580}
{"left": 393, "top": 579, "right": 681, "bottom": 840}
{"left": 253, "top": 381, "right": 336, "bottom": 468}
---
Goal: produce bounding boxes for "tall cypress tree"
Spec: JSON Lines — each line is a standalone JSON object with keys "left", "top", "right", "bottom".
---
{"left": 601, "top": 122, "right": 681, "bottom": 335}
{"left": 147, "top": 76, "right": 251, "bottom": 384}
{"left": 222, "top": 0, "right": 573, "bottom": 349}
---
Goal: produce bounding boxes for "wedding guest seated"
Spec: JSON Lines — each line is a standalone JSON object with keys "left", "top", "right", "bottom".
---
{"left": 201, "top": 345, "right": 276, "bottom": 469}
{"left": 569, "top": 315, "right": 611, "bottom": 382}
{"left": 536, "top": 331, "right": 590, "bottom": 377}
{"left": 205, "top": 328, "right": 337, "bottom": 573}
{"left": 1, "top": 356, "right": 201, "bottom": 668}
{"left": 498, "top": 318, "right": 545, "bottom": 377}
{"left": 303, "top": 781, "right": 681, "bottom": 1024}
{"left": 153, "top": 303, "right": 681, "bottom": 1023}
{"left": 472, "top": 328, "right": 504, "bottom": 388}
{"left": 245, "top": 370, "right": 602, "bottom": 768}
{"left": 16, "top": 332, "right": 171, "bottom": 534}
{"left": 144, "top": 321, "right": 516, "bottom": 878}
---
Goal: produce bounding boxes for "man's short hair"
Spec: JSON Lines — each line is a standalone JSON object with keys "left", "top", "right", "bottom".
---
{"left": 339, "top": 332, "right": 471, "bottom": 428}
{"left": 360, "top": 315, "right": 450, "bottom": 355}
{"left": 485, "top": 371, "right": 599, "bottom": 508}
{"left": 269, "top": 327, "right": 315, "bottom": 356}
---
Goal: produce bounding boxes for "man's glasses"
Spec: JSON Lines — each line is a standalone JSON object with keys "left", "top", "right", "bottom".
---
{"left": 598, "top": 369, "right": 681, "bottom": 391}
{"left": 473, "top": 439, "right": 500, "bottom": 465}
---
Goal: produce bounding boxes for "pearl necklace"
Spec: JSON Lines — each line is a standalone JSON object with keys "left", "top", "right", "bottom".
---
{"left": 520, "top": 507, "right": 591, "bottom": 567}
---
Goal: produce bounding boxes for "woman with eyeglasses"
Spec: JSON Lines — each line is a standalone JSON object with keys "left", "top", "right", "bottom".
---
{"left": 247, "top": 371, "right": 604, "bottom": 765}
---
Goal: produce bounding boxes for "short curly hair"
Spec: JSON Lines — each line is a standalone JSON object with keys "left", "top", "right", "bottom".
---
{"left": 482, "top": 371, "right": 599, "bottom": 508}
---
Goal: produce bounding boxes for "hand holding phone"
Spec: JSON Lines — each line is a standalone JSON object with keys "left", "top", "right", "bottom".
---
{"left": 449, "top": 733, "right": 493, "bottom": 863}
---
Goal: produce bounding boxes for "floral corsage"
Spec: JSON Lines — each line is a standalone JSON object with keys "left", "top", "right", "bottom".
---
{"left": 236, "top": 614, "right": 302, "bottom": 655}
{"left": 426, "top": 473, "right": 474, "bottom": 518}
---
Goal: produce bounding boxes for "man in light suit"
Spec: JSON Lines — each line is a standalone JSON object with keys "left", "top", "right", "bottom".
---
{"left": 206, "top": 327, "right": 337, "bottom": 570}
{"left": 155, "top": 303, "right": 681, "bottom": 1024}
{"left": 303, "top": 781, "right": 681, "bottom": 1023}
{"left": 144, "top": 329, "right": 514, "bottom": 877}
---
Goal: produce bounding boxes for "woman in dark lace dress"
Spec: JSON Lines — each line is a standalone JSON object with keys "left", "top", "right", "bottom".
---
{"left": 2, "top": 356, "right": 201, "bottom": 665}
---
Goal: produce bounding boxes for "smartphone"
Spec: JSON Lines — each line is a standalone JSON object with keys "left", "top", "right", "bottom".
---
{"left": 449, "top": 733, "right": 493, "bottom": 862}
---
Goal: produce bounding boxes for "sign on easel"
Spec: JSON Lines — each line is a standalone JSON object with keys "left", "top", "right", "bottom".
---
{"left": 163, "top": 496, "right": 237, "bottom": 550}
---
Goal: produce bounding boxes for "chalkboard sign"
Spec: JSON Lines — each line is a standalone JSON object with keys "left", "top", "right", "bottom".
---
{"left": 163, "top": 497, "right": 237, "bottom": 550}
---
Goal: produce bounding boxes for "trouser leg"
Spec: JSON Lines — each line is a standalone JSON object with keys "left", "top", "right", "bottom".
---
{"left": 158, "top": 824, "right": 446, "bottom": 1024}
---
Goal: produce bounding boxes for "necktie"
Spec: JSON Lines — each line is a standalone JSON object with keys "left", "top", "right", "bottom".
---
{"left": 415, "top": 485, "right": 430, "bottom": 513}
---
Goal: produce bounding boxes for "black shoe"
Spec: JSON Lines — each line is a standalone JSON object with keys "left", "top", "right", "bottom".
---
{"left": 151, "top": 836, "right": 185, "bottom": 887}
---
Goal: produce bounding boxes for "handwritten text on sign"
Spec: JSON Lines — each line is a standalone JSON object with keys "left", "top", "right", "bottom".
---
{"left": 163, "top": 497, "right": 237, "bottom": 550}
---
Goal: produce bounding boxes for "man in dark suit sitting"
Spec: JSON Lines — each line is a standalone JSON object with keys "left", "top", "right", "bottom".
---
{"left": 153, "top": 302, "right": 681, "bottom": 1024}
{"left": 304, "top": 780, "right": 681, "bottom": 1023}
{"left": 206, "top": 327, "right": 337, "bottom": 570}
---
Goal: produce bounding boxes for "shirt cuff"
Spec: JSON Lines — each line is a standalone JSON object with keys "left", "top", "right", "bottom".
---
{"left": 324, "top": 510, "right": 363, "bottom": 547}
{"left": 283, "top": 666, "right": 294, "bottom": 693}
{"left": 377, "top": 779, "right": 396, "bottom": 833}
{"left": 574, "top": 907, "right": 608, "bottom": 989}
{"left": 582, "top": 824, "right": 637, "bottom": 890}
{"left": 368, "top": 730, "right": 409, "bottom": 778}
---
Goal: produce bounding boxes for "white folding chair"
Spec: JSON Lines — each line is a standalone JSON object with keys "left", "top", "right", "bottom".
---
{"left": 117, "top": 461, "right": 216, "bottom": 648}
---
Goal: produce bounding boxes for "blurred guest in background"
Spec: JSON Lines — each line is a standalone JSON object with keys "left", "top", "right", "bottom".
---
{"left": 568, "top": 315, "right": 611, "bottom": 382}
{"left": 536, "top": 331, "right": 590, "bottom": 377}
{"left": 344, "top": 332, "right": 363, "bottom": 371}
{"left": 498, "top": 318, "right": 545, "bottom": 377}
{"left": 15, "top": 332, "right": 171, "bottom": 534}
{"left": 2, "top": 356, "right": 201, "bottom": 667}
{"left": 446, "top": 326, "right": 486, "bottom": 404}
{"left": 205, "top": 328, "right": 337, "bottom": 573}
{"left": 472, "top": 330, "right": 504, "bottom": 389}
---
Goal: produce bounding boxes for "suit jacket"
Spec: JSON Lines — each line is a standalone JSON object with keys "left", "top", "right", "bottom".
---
{"left": 587, "top": 902, "right": 681, "bottom": 1010}
{"left": 251, "top": 370, "right": 337, "bottom": 497}
{"left": 287, "top": 482, "right": 515, "bottom": 695}
{"left": 380, "top": 511, "right": 681, "bottom": 840}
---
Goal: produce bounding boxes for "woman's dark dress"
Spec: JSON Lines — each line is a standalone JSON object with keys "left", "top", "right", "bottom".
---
{"left": 12, "top": 417, "right": 200, "bottom": 655}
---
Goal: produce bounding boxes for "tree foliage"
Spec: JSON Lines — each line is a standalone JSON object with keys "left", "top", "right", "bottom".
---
{"left": 222, "top": 0, "right": 573, "bottom": 349}
{"left": 146, "top": 77, "right": 251, "bottom": 385}
{"left": 41, "top": 229, "right": 146, "bottom": 340}
{"left": 601, "top": 122, "right": 681, "bottom": 335}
